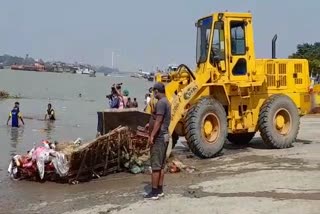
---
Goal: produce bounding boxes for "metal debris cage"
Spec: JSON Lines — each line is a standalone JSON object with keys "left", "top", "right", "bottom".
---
{"left": 62, "top": 126, "right": 149, "bottom": 184}
{"left": 9, "top": 126, "right": 150, "bottom": 184}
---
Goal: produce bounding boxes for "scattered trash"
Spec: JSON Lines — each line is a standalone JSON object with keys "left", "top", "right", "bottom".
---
{"left": 172, "top": 160, "right": 186, "bottom": 169}
{"left": 169, "top": 163, "right": 181, "bottom": 173}
{"left": 185, "top": 166, "right": 196, "bottom": 173}
{"left": 186, "top": 155, "right": 194, "bottom": 159}
{"left": 168, "top": 158, "right": 196, "bottom": 174}
{"left": 130, "top": 165, "right": 143, "bottom": 174}
{"left": 73, "top": 138, "right": 82, "bottom": 146}
{"left": 138, "top": 154, "right": 149, "bottom": 162}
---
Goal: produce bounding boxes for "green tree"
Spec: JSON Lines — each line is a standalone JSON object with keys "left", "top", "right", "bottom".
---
{"left": 289, "top": 42, "right": 320, "bottom": 75}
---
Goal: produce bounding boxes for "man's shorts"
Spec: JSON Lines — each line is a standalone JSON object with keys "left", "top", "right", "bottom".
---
{"left": 150, "top": 134, "right": 169, "bottom": 171}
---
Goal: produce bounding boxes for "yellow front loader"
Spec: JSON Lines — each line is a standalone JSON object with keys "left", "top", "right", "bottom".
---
{"left": 147, "top": 12, "right": 312, "bottom": 158}
{"left": 100, "top": 11, "right": 313, "bottom": 159}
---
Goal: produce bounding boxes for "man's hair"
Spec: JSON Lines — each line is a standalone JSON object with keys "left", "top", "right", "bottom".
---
{"left": 15, "top": 102, "right": 19, "bottom": 105}
{"left": 153, "top": 82, "right": 165, "bottom": 93}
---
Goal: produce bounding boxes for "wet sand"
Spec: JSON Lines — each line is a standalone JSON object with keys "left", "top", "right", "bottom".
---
{"left": 1, "top": 116, "right": 320, "bottom": 214}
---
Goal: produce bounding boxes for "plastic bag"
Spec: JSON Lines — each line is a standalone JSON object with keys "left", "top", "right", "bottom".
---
{"left": 33, "top": 147, "right": 53, "bottom": 180}
{"left": 51, "top": 152, "right": 69, "bottom": 177}
{"left": 36, "top": 151, "right": 49, "bottom": 179}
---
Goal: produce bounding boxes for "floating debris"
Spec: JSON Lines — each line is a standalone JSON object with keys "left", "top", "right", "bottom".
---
{"left": 0, "top": 90, "right": 9, "bottom": 99}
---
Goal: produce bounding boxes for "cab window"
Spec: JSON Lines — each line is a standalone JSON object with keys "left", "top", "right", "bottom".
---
{"left": 211, "top": 21, "right": 225, "bottom": 63}
{"left": 196, "top": 17, "right": 212, "bottom": 64}
{"left": 230, "top": 21, "right": 246, "bottom": 55}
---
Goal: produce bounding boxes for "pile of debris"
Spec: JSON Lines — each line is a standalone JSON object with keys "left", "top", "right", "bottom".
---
{"left": 8, "top": 126, "right": 150, "bottom": 184}
{"left": 8, "top": 125, "right": 197, "bottom": 184}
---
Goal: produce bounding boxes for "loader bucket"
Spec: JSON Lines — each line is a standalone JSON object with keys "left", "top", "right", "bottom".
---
{"left": 97, "top": 109, "right": 150, "bottom": 135}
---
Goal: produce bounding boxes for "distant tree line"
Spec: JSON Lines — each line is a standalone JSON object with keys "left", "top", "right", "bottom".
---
{"left": 0, "top": 54, "right": 36, "bottom": 66}
{"left": 95, "top": 66, "right": 119, "bottom": 74}
{"left": 0, "top": 54, "right": 119, "bottom": 74}
{"left": 289, "top": 42, "right": 320, "bottom": 75}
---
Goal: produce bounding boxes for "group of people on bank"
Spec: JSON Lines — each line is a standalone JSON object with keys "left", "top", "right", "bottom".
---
{"left": 107, "top": 83, "right": 138, "bottom": 109}
{"left": 6, "top": 102, "right": 55, "bottom": 128}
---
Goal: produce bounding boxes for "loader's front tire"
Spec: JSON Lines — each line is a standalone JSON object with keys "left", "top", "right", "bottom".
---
{"left": 185, "top": 97, "right": 227, "bottom": 158}
{"left": 227, "top": 132, "right": 256, "bottom": 145}
{"left": 258, "top": 94, "right": 300, "bottom": 149}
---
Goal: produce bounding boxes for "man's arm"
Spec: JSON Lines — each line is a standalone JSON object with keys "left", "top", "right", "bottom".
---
{"left": 7, "top": 115, "right": 11, "bottom": 125}
{"left": 44, "top": 113, "right": 47, "bottom": 120}
{"left": 115, "top": 88, "right": 122, "bottom": 97}
{"left": 20, "top": 117, "right": 25, "bottom": 125}
{"left": 19, "top": 113, "right": 25, "bottom": 125}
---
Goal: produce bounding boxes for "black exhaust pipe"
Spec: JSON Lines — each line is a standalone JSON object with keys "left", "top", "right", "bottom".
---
{"left": 272, "top": 34, "right": 277, "bottom": 59}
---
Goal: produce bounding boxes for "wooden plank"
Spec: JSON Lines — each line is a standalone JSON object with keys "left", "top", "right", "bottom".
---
{"left": 75, "top": 149, "right": 88, "bottom": 181}
{"left": 117, "top": 132, "right": 121, "bottom": 171}
{"left": 103, "top": 135, "right": 110, "bottom": 175}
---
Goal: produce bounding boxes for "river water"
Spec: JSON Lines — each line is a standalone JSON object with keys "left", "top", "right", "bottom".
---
{"left": 0, "top": 69, "right": 152, "bottom": 208}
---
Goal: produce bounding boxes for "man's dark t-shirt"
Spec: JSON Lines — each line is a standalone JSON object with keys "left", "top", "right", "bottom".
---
{"left": 149, "top": 97, "right": 171, "bottom": 140}
{"left": 47, "top": 109, "right": 55, "bottom": 120}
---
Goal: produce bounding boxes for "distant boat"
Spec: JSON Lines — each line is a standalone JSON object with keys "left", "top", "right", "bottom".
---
{"left": 75, "top": 68, "right": 82, "bottom": 74}
{"left": 11, "top": 63, "right": 45, "bottom": 72}
{"left": 75, "top": 67, "right": 96, "bottom": 75}
{"left": 130, "top": 73, "right": 144, "bottom": 78}
{"left": 108, "top": 74, "right": 125, "bottom": 78}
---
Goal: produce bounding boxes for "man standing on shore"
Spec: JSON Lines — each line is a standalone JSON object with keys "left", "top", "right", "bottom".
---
{"left": 144, "top": 82, "right": 171, "bottom": 200}
{"left": 7, "top": 102, "right": 24, "bottom": 128}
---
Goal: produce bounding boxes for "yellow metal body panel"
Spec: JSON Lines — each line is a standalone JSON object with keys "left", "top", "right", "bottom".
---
{"left": 148, "top": 12, "right": 312, "bottom": 137}
{"left": 310, "top": 84, "right": 320, "bottom": 110}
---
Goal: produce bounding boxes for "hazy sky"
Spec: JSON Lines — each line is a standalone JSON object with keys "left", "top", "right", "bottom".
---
{"left": 0, "top": 0, "right": 319, "bottom": 72}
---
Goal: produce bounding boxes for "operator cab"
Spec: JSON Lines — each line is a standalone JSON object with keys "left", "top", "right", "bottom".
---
{"left": 196, "top": 12, "right": 255, "bottom": 82}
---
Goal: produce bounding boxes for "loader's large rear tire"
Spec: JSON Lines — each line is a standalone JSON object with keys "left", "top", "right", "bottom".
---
{"left": 185, "top": 97, "right": 227, "bottom": 158}
{"left": 227, "top": 132, "right": 256, "bottom": 145}
{"left": 258, "top": 94, "right": 300, "bottom": 148}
